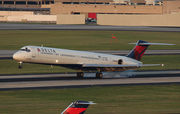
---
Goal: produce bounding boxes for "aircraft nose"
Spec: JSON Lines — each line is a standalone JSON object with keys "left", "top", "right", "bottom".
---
{"left": 13, "top": 52, "right": 21, "bottom": 61}
{"left": 13, "top": 53, "right": 18, "bottom": 60}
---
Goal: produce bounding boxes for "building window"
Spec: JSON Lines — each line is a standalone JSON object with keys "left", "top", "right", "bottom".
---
{"left": 155, "top": 4, "right": 160, "bottom": 6}
{"left": 63, "top": 2, "right": 71, "bottom": 4}
{"left": 45, "top": 1, "right": 50, "bottom": 4}
{"left": 81, "top": 2, "right": 87, "bottom": 4}
{"left": 94, "top": 2, "right": 103, "bottom": 4}
{"left": 44, "top": 1, "right": 53, "bottom": 4}
{"left": 4, "top": 1, "right": 14, "bottom": 4}
{"left": 0, "top": 1, "right": 2, "bottom": 4}
{"left": 16, "top": 1, "right": 26, "bottom": 5}
{"left": 74, "top": 12, "right": 80, "bottom": 14}
{"left": 137, "top": 3, "right": 145, "bottom": 5}
{"left": 62, "top": 2, "right": 79, "bottom": 4}
{"left": 89, "top": 2, "right": 96, "bottom": 4}
{"left": 28, "top": 1, "right": 37, "bottom": 5}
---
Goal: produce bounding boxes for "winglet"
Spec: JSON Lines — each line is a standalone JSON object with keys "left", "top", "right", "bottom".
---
{"left": 61, "top": 101, "right": 96, "bottom": 114}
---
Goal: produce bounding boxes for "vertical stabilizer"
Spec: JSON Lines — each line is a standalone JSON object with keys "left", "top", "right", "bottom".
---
{"left": 126, "top": 40, "right": 149, "bottom": 61}
{"left": 126, "top": 40, "right": 174, "bottom": 61}
{"left": 61, "top": 101, "right": 96, "bottom": 114}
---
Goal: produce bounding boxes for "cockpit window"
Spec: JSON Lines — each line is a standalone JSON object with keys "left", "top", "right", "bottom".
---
{"left": 20, "top": 48, "right": 31, "bottom": 52}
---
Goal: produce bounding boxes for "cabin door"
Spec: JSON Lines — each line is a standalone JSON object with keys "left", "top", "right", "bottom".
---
{"left": 32, "top": 47, "right": 36, "bottom": 58}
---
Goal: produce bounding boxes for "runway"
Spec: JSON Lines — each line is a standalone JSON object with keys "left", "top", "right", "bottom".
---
{"left": 0, "top": 23, "right": 180, "bottom": 32}
{"left": 0, "top": 70, "right": 180, "bottom": 91}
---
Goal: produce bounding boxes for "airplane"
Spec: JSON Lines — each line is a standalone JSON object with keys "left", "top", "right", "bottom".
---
{"left": 61, "top": 100, "right": 96, "bottom": 114}
{"left": 13, "top": 40, "right": 174, "bottom": 78}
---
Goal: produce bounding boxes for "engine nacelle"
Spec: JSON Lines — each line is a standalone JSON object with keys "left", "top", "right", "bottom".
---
{"left": 118, "top": 59, "right": 123, "bottom": 64}
{"left": 118, "top": 58, "right": 142, "bottom": 65}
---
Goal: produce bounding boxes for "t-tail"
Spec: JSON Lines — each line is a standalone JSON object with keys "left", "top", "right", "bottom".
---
{"left": 61, "top": 101, "right": 96, "bottom": 114}
{"left": 126, "top": 40, "right": 174, "bottom": 61}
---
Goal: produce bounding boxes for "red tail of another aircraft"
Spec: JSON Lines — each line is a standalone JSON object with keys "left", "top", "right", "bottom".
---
{"left": 61, "top": 101, "right": 96, "bottom": 114}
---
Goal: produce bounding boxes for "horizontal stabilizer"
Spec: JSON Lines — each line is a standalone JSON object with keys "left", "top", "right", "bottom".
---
{"left": 76, "top": 101, "right": 96, "bottom": 105}
{"left": 142, "top": 64, "right": 164, "bottom": 66}
{"left": 129, "top": 42, "right": 174, "bottom": 46}
{"left": 83, "top": 64, "right": 163, "bottom": 68}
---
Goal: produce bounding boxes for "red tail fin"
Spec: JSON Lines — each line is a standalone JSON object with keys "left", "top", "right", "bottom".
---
{"left": 126, "top": 40, "right": 174, "bottom": 61}
{"left": 126, "top": 40, "right": 149, "bottom": 61}
{"left": 61, "top": 101, "right": 95, "bottom": 114}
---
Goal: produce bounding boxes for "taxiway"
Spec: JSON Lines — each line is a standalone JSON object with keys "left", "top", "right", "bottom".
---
{"left": 0, "top": 23, "right": 180, "bottom": 32}
{"left": 0, "top": 70, "right": 180, "bottom": 91}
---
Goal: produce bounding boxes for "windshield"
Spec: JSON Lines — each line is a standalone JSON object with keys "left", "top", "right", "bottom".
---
{"left": 20, "top": 47, "right": 31, "bottom": 52}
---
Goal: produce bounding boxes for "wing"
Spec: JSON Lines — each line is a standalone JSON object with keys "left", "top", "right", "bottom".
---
{"left": 83, "top": 64, "right": 163, "bottom": 68}
{"left": 82, "top": 64, "right": 163, "bottom": 72}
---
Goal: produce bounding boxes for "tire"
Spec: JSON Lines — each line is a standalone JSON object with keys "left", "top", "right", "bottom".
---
{"left": 77, "top": 72, "right": 84, "bottom": 78}
{"left": 96, "top": 73, "right": 103, "bottom": 78}
{"left": 18, "top": 65, "right": 22, "bottom": 69}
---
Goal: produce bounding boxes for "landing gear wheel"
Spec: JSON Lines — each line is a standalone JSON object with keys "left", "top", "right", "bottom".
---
{"left": 18, "top": 61, "right": 23, "bottom": 69}
{"left": 96, "top": 73, "right": 103, "bottom": 78}
{"left": 18, "top": 65, "right": 23, "bottom": 69}
{"left": 77, "top": 72, "right": 84, "bottom": 78}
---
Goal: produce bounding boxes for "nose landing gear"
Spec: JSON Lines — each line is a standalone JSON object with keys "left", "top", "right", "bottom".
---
{"left": 18, "top": 61, "right": 23, "bottom": 69}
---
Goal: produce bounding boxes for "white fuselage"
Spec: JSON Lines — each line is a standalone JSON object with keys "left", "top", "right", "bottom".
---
{"left": 13, "top": 46, "right": 142, "bottom": 72}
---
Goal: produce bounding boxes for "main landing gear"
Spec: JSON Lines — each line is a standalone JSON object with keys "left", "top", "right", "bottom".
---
{"left": 18, "top": 61, "right": 23, "bottom": 69}
{"left": 96, "top": 69, "right": 103, "bottom": 78}
{"left": 77, "top": 72, "right": 84, "bottom": 78}
{"left": 96, "top": 72, "right": 103, "bottom": 78}
{"left": 76, "top": 72, "right": 103, "bottom": 78}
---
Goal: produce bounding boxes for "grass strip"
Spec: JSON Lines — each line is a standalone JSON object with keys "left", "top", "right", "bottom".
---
{"left": 0, "top": 85, "right": 180, "bottom": 114}
{"left": 0, "top": 30, "right": 179, "bottom": 50}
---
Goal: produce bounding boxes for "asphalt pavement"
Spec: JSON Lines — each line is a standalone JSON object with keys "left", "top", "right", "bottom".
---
{"left": 0, "top": 70, "right": 180, "bottom": 91}
{"left": 1, "top": 23, "right": 180, "bottom": 32}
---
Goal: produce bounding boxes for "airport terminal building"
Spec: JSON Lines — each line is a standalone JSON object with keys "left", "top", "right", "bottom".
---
{"left": 0, "top": 0, "right": 180, "bottom": 15}
{"left": 0, "top": 0, "right": 180, "bottom": 26}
